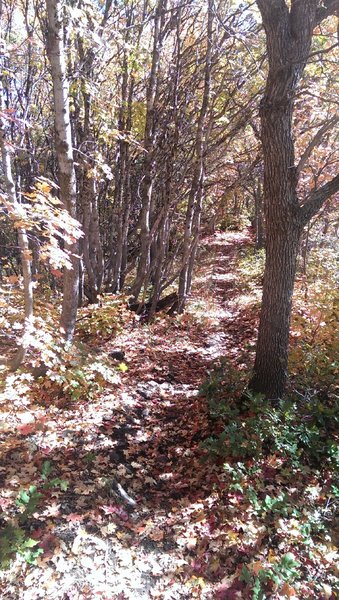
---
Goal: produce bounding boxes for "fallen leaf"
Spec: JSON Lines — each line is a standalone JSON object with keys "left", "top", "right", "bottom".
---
{"left": 148, "top": 528, "right": 164, "bottom": 542}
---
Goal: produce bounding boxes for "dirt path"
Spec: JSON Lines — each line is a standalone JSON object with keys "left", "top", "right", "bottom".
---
{"left": 84, "top": 229, "right": 258, "bottom": 598}
{"left": 1, "top": 230, "right": 259, "bottom": 600}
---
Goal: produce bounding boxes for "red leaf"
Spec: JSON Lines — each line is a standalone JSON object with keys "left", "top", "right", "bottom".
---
{"left": 17, "top": 423, "right": 36, "bottom": 435}
{"left": 65, "top": 513, "right": 84, "bottom": 523}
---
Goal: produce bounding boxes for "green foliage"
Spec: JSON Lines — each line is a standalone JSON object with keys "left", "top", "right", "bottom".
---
{"left": 218, "top": 214, "right": 250, "bottom": 232}
{"left": 16, "top": 486, "right": 42, "bottom": 523}
{"left": 245, "top": 488, "right": 301, "bottom": 519}
{"left": 202, "top": 363, "right": 337, "bottom": 596}
{"left": 201, "top": 374, "right": 338, "bottom": 468}
{"left": 290, "top": 245, "right": 338, "bottom": 390}
{"left": 49, "top": 359, "right": 119, "bottom": 401}
{"left": 238, "top": 247, "right": 265, "bottom": 286}
{"left": 0, "top": 523, "right": 43, "bottom": 570}
{"left": 199, "top": 359, "right": 245, "bottom": 407}
{"left": 240, "top": 553, "right": 301, "bottom": 599}
{"left": 0, "top": 461, "right": 68, "bottom": 570}
{"left": 77, "top": 297, "right": 130, "bottom": 341}
{"left": 83, "top": 452, "right": 96, "bottom": 465}
{"left": 41, "top": 460, "right": 69, "bottom": 491}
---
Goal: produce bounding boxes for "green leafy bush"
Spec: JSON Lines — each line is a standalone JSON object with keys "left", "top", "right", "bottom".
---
{"left": 240, "top": 553, "right": 301, "bottom": 599}
{"left": 0, "top": 461, "right": 68, "bottom": 570}
{"left": 0, "top": 524, "right": 43, "bottom": 570}
{"left": 201, "top": 379, "right": 338, "bottom": 469}
{"left": 37, "top": 344, "right": 120, "bottom": 403}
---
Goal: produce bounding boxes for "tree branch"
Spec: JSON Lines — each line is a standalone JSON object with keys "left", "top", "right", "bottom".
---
{"left": 300, "top": 173, "right": 339, "bottom": 225}
{"left": 256, "top": 0, "right": 287, "bottom": 22}
{"left": 296, "top": 115, "right": 339, "bottom": 175}
{"left": 315, "top": 0, "right": 339, "bottom": 26}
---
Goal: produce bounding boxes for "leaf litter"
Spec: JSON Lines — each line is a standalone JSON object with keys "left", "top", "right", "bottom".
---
{"left": 0, "top": 230, "right": 337, "bottom": 599}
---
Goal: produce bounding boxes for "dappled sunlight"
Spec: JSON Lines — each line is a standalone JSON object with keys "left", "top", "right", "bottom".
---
{"left": 1, "top": 229, "right": 337, "bottom": 599}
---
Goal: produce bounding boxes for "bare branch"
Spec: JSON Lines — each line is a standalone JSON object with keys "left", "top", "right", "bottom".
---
{"left": 296, "top": 115, "right": 339, "bottom": 175}
{"left": 315, "top": 0, "right": 339, "bottom": 26}
{"left": 300, "top": 173, "right": 339, "bottom": 225}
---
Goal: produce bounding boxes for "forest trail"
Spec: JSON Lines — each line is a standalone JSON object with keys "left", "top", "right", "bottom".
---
{"left": 101, "top": 228, "right": 258, "bottom": 513}
{"left": 86, "top": 228, "right": 260, "bottom": 599}
{"left": 105, "top": 228, "right": 257, "bottom": 495}
{"left": 1, "top": 231, "right": 337, "bottom": 599}
{"left": 1, "top": 230, "right": 260, "bottom": 599}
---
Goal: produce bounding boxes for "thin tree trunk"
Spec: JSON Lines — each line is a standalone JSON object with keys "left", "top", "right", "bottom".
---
{"left": 111, "top": 24, "right": 132, "bottom": 292}
{"left": 76, "top": 28, "right": 104, "bottom": 303}
{"left": 0, "top": 50, "right": 33, "bottom": 370}
{"left": 177, "top": 0, "right": 213, "bottom": 313}
{"left": 131, "top": 0, "right": 166, "bottom": 302}
{"left": 46, "top": 0, "right": 79, "bottom": 340}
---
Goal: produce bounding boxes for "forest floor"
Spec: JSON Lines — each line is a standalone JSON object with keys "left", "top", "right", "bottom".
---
{"left": 0, "top": 230, "right": 337, "bottom": 599}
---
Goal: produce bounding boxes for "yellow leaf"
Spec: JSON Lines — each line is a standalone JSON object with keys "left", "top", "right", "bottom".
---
{"left": 186, "top": 576, "right": 205, "bottom": 589}
{"left": 36, "top": 181, "right": 52, "bottom": 194}
{"left": 268, "top": 549, "right": 277, "bottom": 563}
{"left": 101, "top": 522, "right": 117, "bottom": 536}
{"left": 226, "top": 530, "right": 239, "bottom": 544}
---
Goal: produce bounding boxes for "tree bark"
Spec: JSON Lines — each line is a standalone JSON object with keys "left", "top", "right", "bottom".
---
{"left": 131, "top": 0, "right": 166, "bottom": 302}
{"left": 46, "top": 0, "right": 79, "bottom": 340}
{"left": 0, "top": 85, "right": 33, "bottom": 371}
{"left": 111, "top": 6, "right": 134, "bottom": 293}
{"left": 0, "top": 69, "right": 34, "bottom": 370}
{"left": 76, "top": 21, "right": 104, "bottom": 303}
{"left": 249, "top": 0, "right": 339, "bottom": 399}
{"left": 177, "top": 0, "right": 213, "bottom": 312}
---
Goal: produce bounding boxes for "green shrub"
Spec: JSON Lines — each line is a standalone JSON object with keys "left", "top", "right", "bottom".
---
{"left": 0, "top": 461, "right": 68, "bottom": 570}
{"left": 201, "top": 366, "right": 338, "bottom": 468}
{"left": 240, "top": 553, "right": 301, "bottom": 599}
{"left": 0, "top": 524, "right": 43, "bottom": 570}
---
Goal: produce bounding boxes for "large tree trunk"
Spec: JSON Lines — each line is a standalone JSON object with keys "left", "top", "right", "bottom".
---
{"left": 46, "top": 0, "right": 79, "bottom": 340}
{"left": 254, "top": 181, "right": 264, "bottom": 250}
{"left": 250, "top": 226, "right": 301, "bottom": 398}
{"left": 250, "top": 0, "right": 339, "bottom": 399}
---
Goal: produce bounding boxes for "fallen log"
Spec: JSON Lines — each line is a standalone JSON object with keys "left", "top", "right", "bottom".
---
{"left": 129, "top": 292, "right": 178, "bottom": 316}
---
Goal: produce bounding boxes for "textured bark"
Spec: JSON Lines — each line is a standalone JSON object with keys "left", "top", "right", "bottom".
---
{"left": 177, "top": 0, "right": 213, "bottom": 313}
{"left": 254, "top": 182, "right": 264, "bottom": 250}
{"left": 46, "top": 0, "right": 79, "bottom": 340}
{"left": 147, "top": 7, "right": 183, "bottom": 319}
{"left": 250, "top": 0, "right": 339, "bottom": 399}
{"left": 111, "top": 6, "right": 134, "bottom": 293}
{"left": 76, "top": 18, "right": 104, "bottom": 303}
{"left": 82, "top": 177, "right": 103, "bottom": 303}
{"left": 131, "top": 0, "right": 166, "bottom": 302}
{"left": 0, "top": 47, "right": 33, "bottom": 370}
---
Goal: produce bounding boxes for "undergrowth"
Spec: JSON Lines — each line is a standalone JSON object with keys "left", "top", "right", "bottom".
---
{"left": 0, "top": 461, "right": 68, "bottom": 570}
{"left": 200, "top": 362, "right": 338, "bottom": 598}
